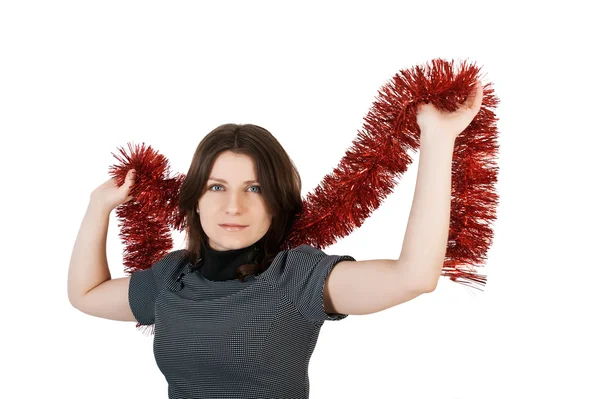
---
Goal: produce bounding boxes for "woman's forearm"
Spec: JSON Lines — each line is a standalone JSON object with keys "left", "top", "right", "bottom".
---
{"left": 399, "top": 134, "right": 455, "bottom": 289}
{"left": 67, "top": 201, "right": 113, "bottom": 307}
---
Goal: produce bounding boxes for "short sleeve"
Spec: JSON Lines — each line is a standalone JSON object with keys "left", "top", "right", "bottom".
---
{"left": 278, "top": 244, "right": 356, "bottom": 323}
{"left": 128, "top": 249, "right": 187, "bottom": 325}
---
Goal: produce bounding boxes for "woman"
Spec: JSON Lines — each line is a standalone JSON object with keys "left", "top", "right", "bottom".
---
{"left": 67, "top": 81, "right": 483, "bottom": 398}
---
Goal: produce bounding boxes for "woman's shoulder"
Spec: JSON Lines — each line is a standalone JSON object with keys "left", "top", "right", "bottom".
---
{"left": 288, "top": 244, "right": 324, "bottom": 255}
{"left": 267, "top": 244, "right": 328, "bottom": 273}
{"left": 270, "top": 243, "right": 354, "bottom": 276}
{"left": 277, "top": 244, "right": 328, "bottom": 262}
{"left": 147, "top": 249, "right": 190, "bottom": 282}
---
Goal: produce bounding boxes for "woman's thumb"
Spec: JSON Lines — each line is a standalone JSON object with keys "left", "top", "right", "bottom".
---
{"left": 123, "top": 169, "right": 136, "bottom": 188}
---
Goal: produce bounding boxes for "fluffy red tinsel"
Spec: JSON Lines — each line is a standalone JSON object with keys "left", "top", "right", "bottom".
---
{"left": 109, "top": 58, "right": 499, "bottom": 334}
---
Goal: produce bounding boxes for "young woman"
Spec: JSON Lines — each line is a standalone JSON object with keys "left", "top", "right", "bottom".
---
{"left": 67, "top": 81, "right": 483, "bottom": 398}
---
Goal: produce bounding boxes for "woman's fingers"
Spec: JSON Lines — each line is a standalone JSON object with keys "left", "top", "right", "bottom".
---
{"left": 119, "top": 169, "right": 135, "bottom": 189}
{"left": 464, "top": 80, "right": 483, "bottom": 112}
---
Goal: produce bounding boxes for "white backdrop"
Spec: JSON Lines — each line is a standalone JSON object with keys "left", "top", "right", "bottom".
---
{"left": 1, "top": 1, "right": 598, "bottom": 398}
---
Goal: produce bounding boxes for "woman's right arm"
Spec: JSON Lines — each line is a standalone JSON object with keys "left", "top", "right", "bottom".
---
{"left": 67, "top": 170, "right": 137, "bottom": 322}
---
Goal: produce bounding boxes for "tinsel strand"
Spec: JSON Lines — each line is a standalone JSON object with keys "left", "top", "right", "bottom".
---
{"left": 109, "top": 58, "right": 500, "bottom": 334}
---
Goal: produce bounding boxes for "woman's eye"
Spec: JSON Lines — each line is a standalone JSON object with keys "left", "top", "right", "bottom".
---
{"left": 208, "top": 184, "right": 261, "bottom": 193}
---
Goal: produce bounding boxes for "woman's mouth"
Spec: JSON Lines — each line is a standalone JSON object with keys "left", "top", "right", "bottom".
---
{"left": 219, "top": 224, "right": 248, "bottom": 232}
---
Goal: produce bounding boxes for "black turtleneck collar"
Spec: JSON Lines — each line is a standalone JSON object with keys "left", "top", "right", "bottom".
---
{"left": 198, "top": 242, "right": 259, "bottom": 281}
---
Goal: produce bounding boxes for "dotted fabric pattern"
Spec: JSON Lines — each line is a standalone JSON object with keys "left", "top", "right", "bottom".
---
{"left": 128, "top": 244, "right": 356, "bottom": 398}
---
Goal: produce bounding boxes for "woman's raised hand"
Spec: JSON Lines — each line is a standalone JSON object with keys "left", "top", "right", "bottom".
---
{"left": 89, "top": 169, "right": 137, "bottom": 212}
{"left": 416, "top": 80, "right": 484, "bottom": 141}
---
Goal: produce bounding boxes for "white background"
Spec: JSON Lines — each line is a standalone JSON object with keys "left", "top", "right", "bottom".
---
{"left": 1, "top": 1, "right": 598, "bottom": 398}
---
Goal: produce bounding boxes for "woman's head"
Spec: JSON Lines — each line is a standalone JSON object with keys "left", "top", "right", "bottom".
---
{"left": 197, "top": 150, "right": 271, "bottom": 251}
{"left": 178, "top": 123, "right": 303, "bottom": 279}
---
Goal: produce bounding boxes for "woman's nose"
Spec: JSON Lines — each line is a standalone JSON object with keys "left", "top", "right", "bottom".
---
{"left": 225, "top": 192, "right": 245, "bottom": 213}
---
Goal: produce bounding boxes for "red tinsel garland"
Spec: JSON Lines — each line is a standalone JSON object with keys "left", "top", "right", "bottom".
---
{"left": 108, "top": 58, "right": 499, "bottom": 335}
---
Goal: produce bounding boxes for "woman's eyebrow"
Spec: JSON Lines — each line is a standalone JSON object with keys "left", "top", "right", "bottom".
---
{"left": 208, "top": 177, "right": 259, "bottom": 184}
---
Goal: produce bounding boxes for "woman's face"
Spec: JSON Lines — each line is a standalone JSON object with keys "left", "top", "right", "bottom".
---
{"left": 197, "top": 151, "right": 272, "bottom": 251}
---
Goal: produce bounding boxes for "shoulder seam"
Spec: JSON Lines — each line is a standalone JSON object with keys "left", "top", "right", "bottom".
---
{"left": 264, "top": 248, "right": 322, "bottom": 326}
{"left": 263, "top": 277, "right": 320, "bottom": 327}
{"left": 290, "top": 244, "right": 323, "bottom": 255}
{"left": 151, "top": 249, "right": 189, "bottom": 293}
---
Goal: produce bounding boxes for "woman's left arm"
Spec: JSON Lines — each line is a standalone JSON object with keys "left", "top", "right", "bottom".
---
{"left": 396, "top": 134, "right": 456, "bottom": 290}
{"left": 404, "top": 79, "right": 484, "bottom": 287}
{"left": 323, "top": 137, "right": 455, "bottom": 316}
{"left": 323, "top": 81, "right": 484, "bottom": 316}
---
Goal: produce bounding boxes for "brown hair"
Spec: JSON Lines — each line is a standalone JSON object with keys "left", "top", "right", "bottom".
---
{"left": 177, "top": 123, "right": 303, "bottom": 281}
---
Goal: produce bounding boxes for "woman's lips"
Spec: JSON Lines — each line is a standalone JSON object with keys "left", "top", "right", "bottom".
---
{"left": 219, "top": 225, "right": 248, "bottom": 231}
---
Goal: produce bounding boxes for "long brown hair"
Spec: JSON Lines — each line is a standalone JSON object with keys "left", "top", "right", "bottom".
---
{"left": 177, "top": 123, "right": 303, "bottom": 281}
